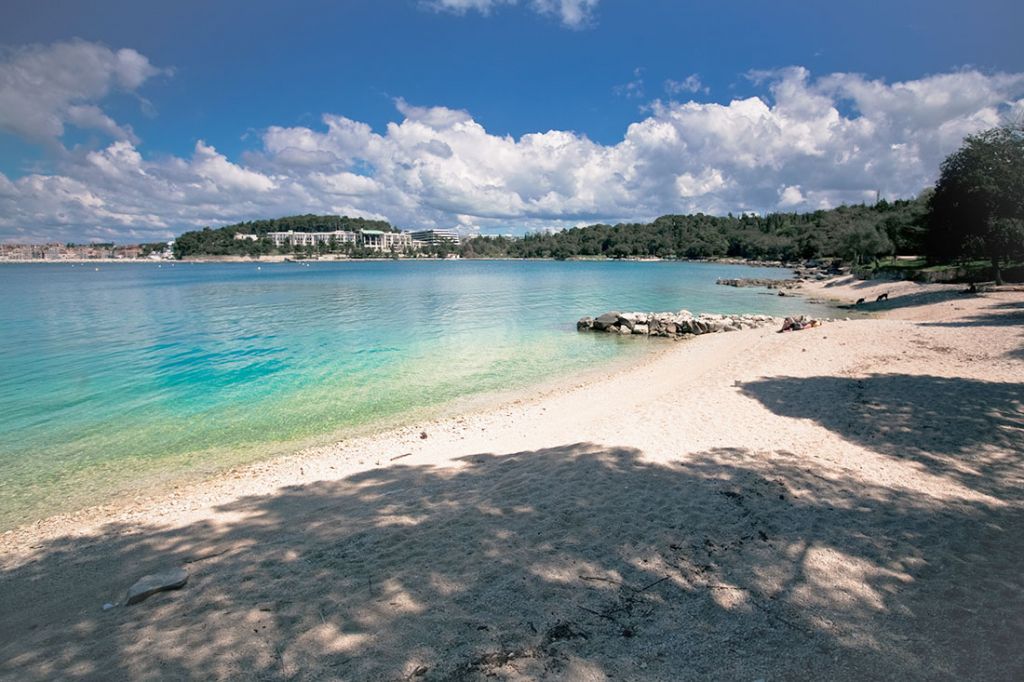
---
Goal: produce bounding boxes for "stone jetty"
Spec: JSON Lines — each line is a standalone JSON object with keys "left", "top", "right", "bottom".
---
{"left": 716, "top": 277, "right": 802, "bottom": 289}
{"left": 577, "top": 310, "right": 778, "bottom": 338}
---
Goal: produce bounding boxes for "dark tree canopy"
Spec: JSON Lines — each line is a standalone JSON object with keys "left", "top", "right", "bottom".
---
{"left": 171, "top": 203, "right": 933, "bottom": 264}
{"left": 926, "top": 125, "right": 1024, "bottom": 282}
{"left": 458, "top": 199, "right": 925, "bottom": 262}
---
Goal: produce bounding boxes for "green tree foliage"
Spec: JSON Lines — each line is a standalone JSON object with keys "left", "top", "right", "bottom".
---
{"left": 173, "top": 228, "right": 274, "bottom": 258}
{"left": 456, "top": 199, "right": 926, "bottom": 261}
{"left": 926, "top": 125, "right": 1024, "bottom": 283}
{"left": 172, "top": 202, "right": 930, "bottom": 263}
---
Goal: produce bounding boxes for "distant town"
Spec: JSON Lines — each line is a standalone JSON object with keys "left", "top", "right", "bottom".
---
{"left": 0, "top": 241, "right": 176, "bottom": 261}
{"left": 0, "top": 227, "right": 462, "bottom": 261}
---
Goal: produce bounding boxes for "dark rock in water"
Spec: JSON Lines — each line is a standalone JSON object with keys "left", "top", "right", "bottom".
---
{"left": 593, "top": 312, "right": 620, "bottom": 331}
{"left": 125, "top": 567, "right": 189, "bottom": 605}
{"left": 576, "top": 316, "right": 594, "bottom": 331}
{"left": 717, "top": 277, "right": 801, "bottom": 290}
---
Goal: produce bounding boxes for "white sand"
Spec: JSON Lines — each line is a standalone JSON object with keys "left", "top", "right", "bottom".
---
{"left": 1, "top": 281, "right": 1022, "bottom": 680}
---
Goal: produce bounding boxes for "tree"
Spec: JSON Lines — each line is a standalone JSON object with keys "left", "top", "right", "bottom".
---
{"left": 927, "top": 124, "right": 1024, "bottom": 283}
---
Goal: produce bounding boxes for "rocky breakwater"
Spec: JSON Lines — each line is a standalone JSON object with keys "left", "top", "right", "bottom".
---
{"left": 577, "top": 310, "right": 778, "bottom": 338}
{"left": 716, "top": 277, "right": 802, "bottom": 290}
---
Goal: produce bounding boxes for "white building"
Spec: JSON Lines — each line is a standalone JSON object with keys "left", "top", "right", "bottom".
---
{"left": 410, "top": 229, "right": 461, "bottom": 246}
{"left": 359, "top": 230, "right": 414, "bottom": 253}
{"left": 266, "top": 230, "right": 358, "bottom": 248}
{"left": 265, "top": 229, "right": 415, "bottom": 252}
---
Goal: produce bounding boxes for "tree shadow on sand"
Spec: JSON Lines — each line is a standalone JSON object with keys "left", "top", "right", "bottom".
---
{"left": 741, "top": 374, "right": 1024, "bottom": 501}
{"left": 2, "top": 443, "right": 1022, "bottom": 680}
{"left": 838, "top": 289, "right": 967, "bottom": 313}
{"left": 922, "top": 300, "right": 1024, "bottom": 328}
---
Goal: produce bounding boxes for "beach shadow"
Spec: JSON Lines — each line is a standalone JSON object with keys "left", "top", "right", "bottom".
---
{"left": 2, "top": 443, "right": 1022, "bottom": 680}
{"left": 840, "top": 289, "right": 966, "bottom": 313}
{"left": 922, "top": 301, "right": 1024, "bottom": 328}
{"left": 741, "top": 374, "right": 1024, "bottom": 500}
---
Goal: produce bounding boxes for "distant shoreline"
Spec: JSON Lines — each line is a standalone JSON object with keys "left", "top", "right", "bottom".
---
{"left": 0, "top": 255, "right": 801, "bottom": 267}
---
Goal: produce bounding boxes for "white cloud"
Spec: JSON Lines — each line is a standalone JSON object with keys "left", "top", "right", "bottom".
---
{"left": 192, "top": 141, "right": 276, "bottom": 193}
{"left": 66, "top": 105, "right": 139, "bottom": 143}
{"left": 427, "top": 0, "right": 515, "bottom": 16}
{"left": 426, "top": 0, "right": 599, "bottom": 28}
{"left": 3, "top": 56, "right": 1024, "bottom": 243}
{"left": 778, "top": 185, "right": 805, "bottom": 208}
{"left": 530, "top": 0, "right": 599, "bottom": 28}
{"left": 614, "top": 68, "right": 645, "bottom": 99}
{"left": 676, "top": 168, "right": 728, "bottom": 198}
{"left": 665, "top": 74, "right": 707, "bottom": 96}
{"left": 0, "top": 40, "right": 165, "bottom": 147}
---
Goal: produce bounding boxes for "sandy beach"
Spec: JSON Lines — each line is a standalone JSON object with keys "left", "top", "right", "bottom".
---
{"left": 1, "top": 279, "right": 1022, "bottom": 680}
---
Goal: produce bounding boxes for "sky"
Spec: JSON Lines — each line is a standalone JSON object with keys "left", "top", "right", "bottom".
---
{"left": 0, "top": 0, "right": 1023, "bottom": 243}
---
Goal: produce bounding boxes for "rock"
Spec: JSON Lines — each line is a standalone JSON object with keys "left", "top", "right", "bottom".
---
{"left": 125, "top": 567, "right": 189, "bottom": 605}
{"left": 102, "top": 602, "right": 115, "bottom": 611}
{"left": 578, "top": 310, "right": 780, "bottom": 339}
{"left": 593, "top": 312, "right": 620, "bottom": 331}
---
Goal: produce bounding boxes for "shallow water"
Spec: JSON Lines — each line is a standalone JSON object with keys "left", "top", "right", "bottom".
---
{"left": 0, "top": 260, "right": 825, "bottom": 528}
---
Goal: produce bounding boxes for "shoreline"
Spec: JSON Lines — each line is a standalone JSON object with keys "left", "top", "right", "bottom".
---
{"left": 2, "top": 279, "right": 1022, "bottom": 679}
{"left": 0, "top": 337, "right": 667, "bottom": 535}
{"left": 2, "top": 337, "right": 679, "bottom": 540}
{"left": 0, "top": 259, "right": 822, "bottom": 532}
{"left": 0, "top": 276, "right": 994, "bottom": 542}
{"left": 0, "top": 255, "right": 819, "bottom": 266}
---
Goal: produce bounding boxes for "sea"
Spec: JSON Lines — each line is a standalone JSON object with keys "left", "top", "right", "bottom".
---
{"left": 0, "top": 260, "right": 827, "bottom": 529}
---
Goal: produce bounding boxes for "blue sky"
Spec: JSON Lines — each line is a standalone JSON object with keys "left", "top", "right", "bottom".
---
{"left": 1, "top": 0, "right": 1023, "bottom": 242}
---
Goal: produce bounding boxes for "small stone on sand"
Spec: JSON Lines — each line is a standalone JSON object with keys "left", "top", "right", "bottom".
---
{"left": 125, "top": 567, "right": 189, "bottom": 605}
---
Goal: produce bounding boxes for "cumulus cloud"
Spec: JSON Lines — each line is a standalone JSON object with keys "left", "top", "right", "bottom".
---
{"left": 3, "top": 59, "right": 1024, "bottom": 243}
{"left": 0, "top": 39, "right": 165, "bottom": 148}
{"left": 426, "top": 0, "right": 599, "bottom": 28}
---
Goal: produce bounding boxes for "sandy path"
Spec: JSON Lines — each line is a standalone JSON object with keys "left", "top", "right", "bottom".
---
{"left": 1, "top": 283, "right": 1022, "bottom": 680}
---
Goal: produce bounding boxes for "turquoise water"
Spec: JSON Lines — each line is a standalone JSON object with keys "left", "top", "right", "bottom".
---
{"left": 0, "top": 260, "right": 824, "bottom": 528}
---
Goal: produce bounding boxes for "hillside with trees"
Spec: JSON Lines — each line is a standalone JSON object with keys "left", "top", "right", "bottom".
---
{"left": 173, "top": 215, "right": 395, "bottom": 258}
{"left": 461, "top": 197, "right": 928, "bottom": 262}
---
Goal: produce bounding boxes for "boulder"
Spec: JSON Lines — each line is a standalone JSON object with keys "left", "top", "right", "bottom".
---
{"left": 579, "top": 310, "right": 779, "bottom": 339}
{"left": 593, "top": 312, "right": 620, "bottom": 331}
{"left": 125, "top": 567, "right": 189, "bottom": 606}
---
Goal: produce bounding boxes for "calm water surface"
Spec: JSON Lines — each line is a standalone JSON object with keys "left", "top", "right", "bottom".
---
{"left": 0, "top": 260, "right": 825, "bottom": 528}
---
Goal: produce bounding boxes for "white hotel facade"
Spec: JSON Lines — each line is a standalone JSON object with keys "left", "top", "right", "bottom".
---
{"left": 252, "top": 229, "right": 414, "bottom": 252}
